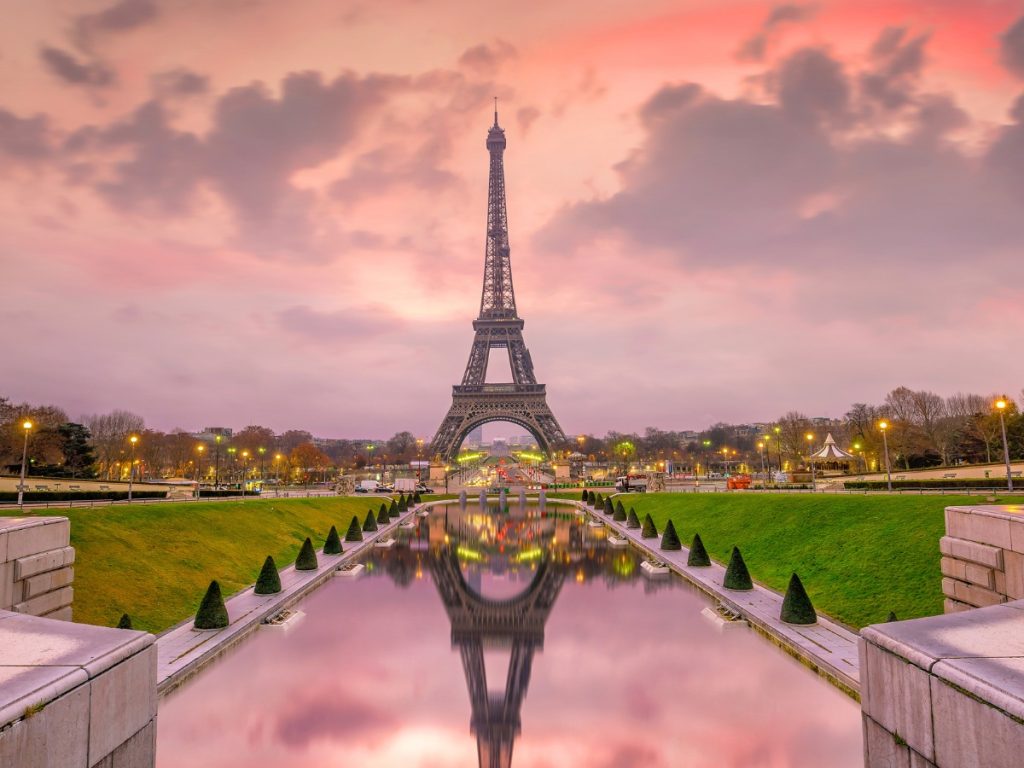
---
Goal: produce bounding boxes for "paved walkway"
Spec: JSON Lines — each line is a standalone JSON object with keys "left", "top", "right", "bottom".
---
{"left": 580, "top": 500, "right": 862, "bottom": 697}
{"left": 156, "top": 507, "right": 416, "bottom": 696}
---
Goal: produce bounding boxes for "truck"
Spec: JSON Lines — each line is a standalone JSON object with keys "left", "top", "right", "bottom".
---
{"left": 394, "top": 478, "right": 417, "bottom": 493}
{"left": 356, "top": 480, "right": 380, "bottom": 493}
{"left": 615, "top": 475, "right": 649, "bottom": 493}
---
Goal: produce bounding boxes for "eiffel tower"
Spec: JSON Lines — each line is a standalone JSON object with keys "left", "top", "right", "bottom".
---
{"left": 429, "top": 105, "right": 566, "bottom": 461}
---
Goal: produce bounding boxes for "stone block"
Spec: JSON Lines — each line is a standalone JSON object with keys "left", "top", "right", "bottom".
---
{"left": 22, "top": 566, "right": 74, "bottom": 601}
{"left": 939, "top": 536, "right": 1004, "bottom": 569}
{"left": 862, "top": 714, "right": 910, "bottom": 768}
{"left": 941, "top": 577, "right": 958, "bottom": 600}
{"left": 939, "top": 556, "right": 966, "bottom": 580}
{"left": 1004, "top": 550, "right": 1024, "bottom": 600}
{"left": 953, "top": 579, "right": 1004, "bottom": 607}
{"left": 995, "top": 569, "right": 1007, "bottom": 595}
{"left": 943, "top": 598, "right": 971, "bottom": 614}
{"left": 0, "top": 561, "right": 14, "bottom": 610}
{"left": 965, "top": 562, "right": 995, "bottom": 589}
{"left": 43, "top": 605, "right": 73, "bottom": 622}
{"left": 0, "top": 682, "right": 89, "bottom": 768}
{"left": 961, "top": 510, "right": 1013, "bottom": 549}
{"left": 88, "top": 645, "right": 157, "bottom": 767}
{"left": 13, "top": 585, "right": 73, "bottom": 616}
{"left": 0, "top": 529, "right": 7, "bottom": 562}
{"left": 860, "top": 640, "right": 934, "bottom": 761}
{"left": 93, "top": 719, "right": 156, "bottom": 768}
{"left": 1010, "top": 518, "right": 1024, "bottom": 553}
{"left": 931, "top": 674, "right": 1024, "bottom": 768}
{"left": 14, "top": 546, "right": 76, "bottom": 580}
{"left": 7, "top": 519, "right": 70, "bottom": 560}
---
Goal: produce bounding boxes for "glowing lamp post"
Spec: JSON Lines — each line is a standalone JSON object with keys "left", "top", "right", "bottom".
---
{"left": 806, "top": 433, "right": 816, "bottom": 491}
{"left": 128, "top": 435, "right": 139, "bottom": 502}
{"left": 757, "top": 441, "right": 766, "bottom": 483}
{"left": 17, "top": 420, "right": 32, "bottom": 509}
{"left": 214, "top": 435, "right": 222, "bottom": 488}
{"left": 240, "top": 450, "right": 250, "bottom": 494}
{"left": 196, "top": 444, "right": 205, "bottom": 495}
{"left": 995, "top": 399, "right": 1014, "bottom": 492}
{"left": 879, "top": 420, "right": 893, "bottom": 492}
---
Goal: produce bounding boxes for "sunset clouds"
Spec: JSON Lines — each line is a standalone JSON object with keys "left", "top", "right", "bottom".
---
{"left": 2, "top": 0, "right": 1023, "bottom": 436}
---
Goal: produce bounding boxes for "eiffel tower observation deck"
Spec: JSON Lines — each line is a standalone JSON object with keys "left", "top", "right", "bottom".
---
{"left": 429, "top": 105, "right": 566, "bottom": 461}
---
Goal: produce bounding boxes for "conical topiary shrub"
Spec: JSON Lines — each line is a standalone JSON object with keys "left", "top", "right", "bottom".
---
{"left": 723, "top": 546, "right": 753, "bottom": 590}
{"left": 613, "top": 503, "right": 627, "bottom": 522}
{"left": 377, "top": 505, "right": 389, "bottom": 525}
{"left": 687, "top": 533, "right": 711, "bottom": 567}
{"left": 345, "top": 515, "right": 363, "bottom": 542}
{"left": 398, "top": 494, "right": 408, "bottom": 512}
{"left": 194, "top": 580, "right": 229, "bottom": 630}
{"left": 595, "top": 492, "right": 603, "bottom": 507}
{"left": 117, "top": 613, "right": 132, "bottom": 630}
{"left": 295, "top": 537, "right": 318, "bottom": 571}
{"left": 660, "top": 519, "right": 682, "bottom": 550}
{"left": 581, "top": 489, "right": 588, "bottom": 502}
{"left": 389, "top": 499, "right": 399, "bottom": 518}
{"left": 363, "top": 510, "right": 378, "bottom": 532}
{"left": 585, "top": 490, "right": 594, "bottom": 504}
{"left": 604, "top": 498, "right": 614, "bottom": 516}
{"left": 626, "top": 508, "right": 640, "bottom": 528}
{"left": 255, "top": 555, "right": 282, "bottom": 593}
{"left": 780, "top": 573, "right": 817, "bottom": 625}
{"left": 886, "top": 611, "right": 898, "bottom": 623}
{"left": 413, "top": 491, "right": 422, "bottom": 504}
{"left": 641, "top": 513, "right": 658, "bottom": 539}
{"left": 324, "top": 526, "right": 343, "bottom": 555}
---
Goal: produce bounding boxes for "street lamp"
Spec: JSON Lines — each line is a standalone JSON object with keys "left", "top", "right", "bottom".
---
{"left": 214, "top": 435, "right": 222, "bottom": 488}
{"left": 878, "top": 420, "right": 893, "bottom": 492}
{"left": 240, "top": 450, "right": 250, "bottom": 494}
{"left": 757, "top": 441, "right": 765, "bottom": 483}
{"left": 227, "top": 447, "right": 237, "bottom": 489}
{"left": 258, "top": 447, "right": 266, "bottom": 480}
{"left": 128, "top": 435, "right": 139, "bottom": 502}
{"left": 762, "top": 435, "right": 772, "bottom": 479}
{"left": 17, "top": 420, "right": 32, "bottom": 509}
{"left": 702, "top": 439, "right": 712, "bottom": 479}
{"left": 995, "top": 399, "right": 1014, "bottom": 492}
{"left": 196, "top": 444, "right": 205, "bottom": 483}
{"left": 274, "top": 453, "right": 283, "bottom": 483}
{"left": 806, "top": 433, "right": 816, "bottom": 491}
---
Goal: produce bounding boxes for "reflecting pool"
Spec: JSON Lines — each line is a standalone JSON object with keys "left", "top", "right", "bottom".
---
{"left": 156, "top": 503, "right": 862, "bottom": 767}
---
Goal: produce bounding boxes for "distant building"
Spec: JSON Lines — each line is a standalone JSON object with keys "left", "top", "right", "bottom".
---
{"left": 464, "top": 425, "right": 484, "bottom": 447}
{"left": 195, "top": 427, "right": 232, "bottom": 442}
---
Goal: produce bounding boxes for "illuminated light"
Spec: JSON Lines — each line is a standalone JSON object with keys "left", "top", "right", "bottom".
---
{"left": 513, "top": 547, "right": 543, "bottom": 563}
{"left": 456, "top": 545, "right": 484, "bottom": 562}
{"left": 22, "top": 420, "right": 32, "bottom": 430}
{"left": 996, "top": 399, "right": 1008, "bottom": 411}
{"left": 878, "top": 420, "right": 889, "bottom": 431}
{"left": 130, "top": 435, "right": 139, "bottom": 444}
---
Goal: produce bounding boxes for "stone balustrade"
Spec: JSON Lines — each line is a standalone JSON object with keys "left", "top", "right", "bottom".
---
{"left": 941, "top": 504, "right": 1024, "bottom": 611}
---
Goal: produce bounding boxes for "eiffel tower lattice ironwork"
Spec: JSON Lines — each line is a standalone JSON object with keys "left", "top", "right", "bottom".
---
{"left": 430, "top": 545, "right": 566, "bottom": 768}
{"left": 429, "top": 105, "right": 566, "bottom": 460}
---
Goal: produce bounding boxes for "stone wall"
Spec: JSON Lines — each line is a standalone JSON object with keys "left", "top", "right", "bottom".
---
{"left": 940, "top": 504, "right": 1024, "bottom": 611}
{"left": 0, "top": 610, "right": 157, "bottom": 768}
{"left": 0, "top": 516, "right": 75, "bottom": 620}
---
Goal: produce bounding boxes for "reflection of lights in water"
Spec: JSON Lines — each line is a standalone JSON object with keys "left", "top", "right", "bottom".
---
{"left": 575, "top": 569, "right": 585, "bottom": 583}
{"left": 614, "top": 554, "right": 635, "bottom": 578}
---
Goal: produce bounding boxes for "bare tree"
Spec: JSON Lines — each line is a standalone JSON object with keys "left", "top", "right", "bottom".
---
{"left": 86, "top": 410, "right": 145, "bottom": 479}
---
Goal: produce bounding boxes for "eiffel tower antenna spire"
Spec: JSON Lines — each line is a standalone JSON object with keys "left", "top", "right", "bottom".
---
{"left": 428, "top": 110, "right": 566, "bottom": 461}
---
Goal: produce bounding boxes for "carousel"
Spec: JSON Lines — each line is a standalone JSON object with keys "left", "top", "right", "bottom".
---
{"left": 810, "top": 433, "right": 859, "bottom": 474}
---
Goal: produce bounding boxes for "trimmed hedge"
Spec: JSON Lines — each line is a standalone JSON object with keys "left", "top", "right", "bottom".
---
{"left": 345, "top": 516, "right": 363, "bottom": 542}
{"left": 844, "top": 478, "right": 1017, "bottom": 490}
{"left": 660, "top": 519, "right": 682, "bottom": 550}
{"left": 194, "top": 580, "right": 229, "bottom": 629}
{"left": 687, "top": 533, "right": 711, "bottom": 567}
{"left": 255, "top": 555, "right": 282, "bottom": 594}
{"left": 613, "top": 503, "right": 627, "bottom": 522}
{"left": 780, "top": 572, "right": 817, "bottom": 624}
{"left": 413, "top": 491, "right": 422, "bottom": 504}
{"left": 626, "top": 508, "right": 640, "bottom": 528}
{"left": 581, "top": 489, "right": 589, "bottom": 502}
{"left": 363, "top": 511, "right": 378, "bottom": 532}
{"left": 116, "top": 613, "right": 132, "bottom": 630}
{"left": 641, "top": 513, "right": 658, "bottom": 539}
{"left": 603, "top": 498, "right": 614, "bottom": 516}
{"left": 377, "top": 505, "right": 389, "bottom": 525}
{"left": 398, "top": 495, "right": 408, "bottom": 512}
{"left": 723, "top": 546, "right": 753, "bottom": 591}
{"left": 389, "top": 499, "right": 399, "bottom": 518}
{"left": 324, "top": 526, "right": 343, "bottom": 555}
{"left": 295, "top": 537, "right": 318, "bottom": 570}
{"left": 0, "top": 490, "right": 166, "bottom": 503}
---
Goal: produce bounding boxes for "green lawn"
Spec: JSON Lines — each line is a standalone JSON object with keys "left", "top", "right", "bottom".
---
{"left": 619, "top": 492, "right": 1024, "bottom": 629}
{"left": 27, "top": 495, "right": 399, "bottom": 633}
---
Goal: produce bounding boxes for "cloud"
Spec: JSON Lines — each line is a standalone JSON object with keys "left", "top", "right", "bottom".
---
{"left": 737, "top": 3, "right": 817, "bottom": 62}
{"left": 774, "top": 47, "right": 850, "bottom": 126}
{"left": 457, "top": 40, "right": 516, "bottom": 75}
{"left": 277, "top": 305, "right": 406, "bottom": 341}
{"left": 73, "top": 0, "right": 160, "bottom": 50}
{"left": 273, "top": 687, "right": 396, "bottom": 748}
{"left": 859, "top": 27, "right": 929, "bottom": 113}
{"left": 517, "top": 106, "right": 540, "bottom": 134}
{"left": 1001, "top": 15, "right": 1024, "bottom": 78}
{"left": 151, "top": 68, "right": 209, "bottom": 98}
{"left": 0, "top": 110, "right": 51, "bottom": 163}
{"left": 39, "top": 46, "right": 116, "bottom": 88}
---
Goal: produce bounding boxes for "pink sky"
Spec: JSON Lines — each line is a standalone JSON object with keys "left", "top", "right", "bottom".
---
{"left": 3, "top": 0, "right": 1024, "bottom": 438}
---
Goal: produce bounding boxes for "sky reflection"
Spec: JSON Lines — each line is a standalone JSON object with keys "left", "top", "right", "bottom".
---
{"left": 156, "top": 506, "right": 861, "bottom": 767}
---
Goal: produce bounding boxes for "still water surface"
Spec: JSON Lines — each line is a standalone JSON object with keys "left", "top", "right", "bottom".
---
{"left": 157, "top": 503, "right": 862, "bottom": 767}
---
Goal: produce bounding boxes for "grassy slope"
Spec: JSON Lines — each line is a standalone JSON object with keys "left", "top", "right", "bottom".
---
{"left": 29, "top": 496, "right": 391, "bottom": 633}
{"left": 623, "top": 493, "right": 1024, "bottom": 629}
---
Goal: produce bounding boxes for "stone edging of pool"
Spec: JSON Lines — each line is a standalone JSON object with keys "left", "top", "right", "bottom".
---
{"left": 155, "top": 505, "right": 422, "bottom": 697}
{"left": 572, "top": 498, "right": 862, "bottom": 699}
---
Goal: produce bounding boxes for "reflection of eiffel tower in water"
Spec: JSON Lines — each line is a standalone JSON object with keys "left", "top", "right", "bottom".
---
{"left": 430, "top": 545, "right": 566, "bottom": 768}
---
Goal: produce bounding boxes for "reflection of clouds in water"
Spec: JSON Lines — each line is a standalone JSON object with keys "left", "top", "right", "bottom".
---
{"left": 156, "top": 512, "right": 861, "bottom": 768}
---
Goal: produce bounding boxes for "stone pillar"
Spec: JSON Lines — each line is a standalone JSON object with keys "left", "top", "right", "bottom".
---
{"left": 0, "top": 516, "right": 75, "bottom": 621}
{"left": 940, "top": 505, "right": 1024, "bottom": 611}
{"left": 553, "top": 461, "right": 570, "bottom": 480}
